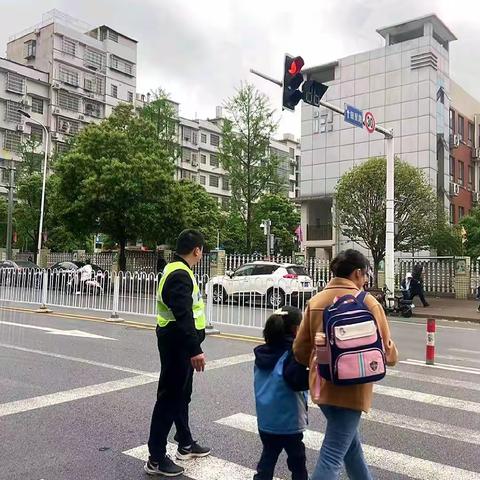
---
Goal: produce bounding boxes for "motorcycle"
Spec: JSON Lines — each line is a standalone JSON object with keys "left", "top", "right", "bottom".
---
{"left": 66, "top": 270, "right": 104, "bottom": 295}
{"left": 370, "top": 286, "right": 414, "bottom": 318}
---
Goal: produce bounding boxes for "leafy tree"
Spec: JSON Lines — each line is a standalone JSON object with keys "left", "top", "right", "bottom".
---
{"left": 460, "top": 207, "right": 480, "bottom": 258}
{"left": 53, "top": 103, "right": 183, "bottom": 271}
{"left": 219, "top": 83, "right": 283, "bottom": 253}
{"left": 252, "top": 194, "right": 300, "bottom": 255}
{"left": 0, "top": 196, "right": 7, "bottom": 247}
{"left": 335, "top": 157, "right": 437, "bottom": 284}
{"left": 175, "top": 180, "right": 223, "bottom": 250}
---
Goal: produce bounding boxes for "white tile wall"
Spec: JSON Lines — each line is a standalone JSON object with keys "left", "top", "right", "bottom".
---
{"left": 370, "top": 48, "right": 385, "bottom": 60}
{"left": 401, "top": 134, "right": 418, "bottom": 153}
{"left": 301, "top": 135, "right": 312, "bottom": 151}
{"left": 302, "top": 149, "right": 313, "bottom": 166}
{"left": 341, "top": 65, "right": 355, "bottom": 82}
{"left": 418, "top": 133, "right": 430, "bottom": 151}
{"left": 401, "top": 117, "right": 418, "bottom": 136}
{"left": 340, "top": 127, "right": 354, "bottom": 145}
{"left": 354, "top": 142, "right": 369, "bottom": 158}
{"left": 370, "top": 57, "right": 385, "bottom": 76}
{"left": 326, "top": 146, "right": 340, "bottom": 163}
{"left": 402, "top": 83, "right": 419, "bottom": 102}
{"left": 369, "top": 139, "right": 384, "bottom": 157}
{"left": 354, "top": 77, "right": 370, "bottom": 95}
{"left": 301, "top": 120, "right": 313, "bottom": 137}
{"left": 402, "top": 152, "right": 417, "bottom": 166}
{"left": 313, "top": 163, "right": 326, "bottom": 180}
{"left": 386, "top": 70, "right": 402, "bottom": 88}
{"left": 370, "top": 90, "right": 386, "bottom": 108}
{"left": 325, "top": 162, "right": 339, "bottom": 179}
{"left": 339, "top": 160, "right": 354, "bottom": 176}
{"left": 340, "top": 81, "right": 355, "bottom": 98}
{"left": 355, "top": 61, "right": 370, "bottom": 79}
{"left": 355, "top": 51, "right": 370, "bottom": 63}
{"left": 325, "top": 178, "right": 337, "bottom": 194}
{"left": 326, "top": 130, "right": 340, "bottom": 148}
{"left": 418, "top": 81, "right": 430, "bottom": 99}
{"left": 354, "top": 93, "right": 370, "bottom": 110}
{"left": 386, "top": 86, "right": 401, "bottom": 105}
{"left": 303, "top": 164, "right": 313, "bottom": 180}
{"left": 385, "top": 103, "right": 401, "bottom": 121}
{"left": 371, "top": 74, "right": 385, "bottom": 92}
{"left": 386, "top": 53, "right": 402, "bottom": 71}
{"left": 340, "top": 144, "right": 354, "bottom": 161}
{"left": 301, "top": 180, "right": 312, "bottom": 196}
{"left": 312, "top": 148, "right": 326, "bottom": 164}
{"left": 401, "top": 100, "right": 418, "bottom": 119}
{"left": 312, "top": 133, "right": 326, "bottom": 150}
{"left": 418, "top": 98, "right": 430, "bottom": 116}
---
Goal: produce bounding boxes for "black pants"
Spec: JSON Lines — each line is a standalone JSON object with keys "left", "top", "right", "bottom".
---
{"left": 254, "top": 431, "right": 308, "bottom": 480}
{"left": 147, "top": 327, "right": 194, "bottom": 461}
{"left": 409, "top": 288, "right": 428, "bottom": 306}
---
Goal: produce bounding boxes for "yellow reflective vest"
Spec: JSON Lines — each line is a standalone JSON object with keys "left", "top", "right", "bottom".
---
{"left": 157, "top": 261, "right": 206, "bottom": 330}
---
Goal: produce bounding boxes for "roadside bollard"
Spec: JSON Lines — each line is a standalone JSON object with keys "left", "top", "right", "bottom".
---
{"left": 426, "top": 318, "right": 435, "bottom": 365}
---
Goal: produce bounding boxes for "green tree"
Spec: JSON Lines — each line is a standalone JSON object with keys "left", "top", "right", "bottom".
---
{"left": 335, "top": 157, "right": 437, "bottom": 284}
{"left": 53, "top": 103, "right": 183, "bottom": 271}
{"left": 175, "top": 180, "right": 223, "bottom": 250}
{"left": 460, "top": 207, "right": 480, "bottom": 258}
{"left": 0, "top": 196, "right": 7, "bottom": 247}
{"left": 253, "top": 194, "right": 300, "bottom": 255}
{"left": 219, "top": 83, "right": 282, "bottom": 253}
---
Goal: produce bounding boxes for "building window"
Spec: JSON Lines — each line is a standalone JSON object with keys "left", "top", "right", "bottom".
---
{"left": 6, "top": 72, "right": 25, "bottom": 94}
{"left": 182, "top": 149, "right": 191, "bottom": 162}
{"left": 289, "top": 147, "right": 295, "bottom": 159}
{"left": 59, "top": 66, "right": 79, "bottom": 86}
{"left": 25, "top": 40, "right": 36, "bottom": 59}
{"left": 57, "top": 117, "right": 80, "bottom": 135}
{"left": 458, "top": 206, "right": 465, "bottom": 220}
{"left": 128, "top": 91, "right": 134, "bottom": 103}
{"left": 458, "top": 161, "right": 465, "bottom": 186}
{"left": 200, "top": 175, "right": 206, "bottom": 186}
{"left": 469, "top": 165, "right": 475, "bottom": 189}
{"left": 85, "top": 100, "right": 102, "bottom": 118}
{"left": 192, "top": 153, "right": 198, "bottom": 164}
{"left": 62, "top": 37, "right": 76, "bottom": 56}
{"left": 108, "top": 30, "right": 119, "bottom": 42}
{"left": 313, "top": 117, "right": 320, "bottom": 134}
{"left": 84, "top": 48, "right": 105, "bottom": 71}
{"left": 201, "top": 133, "right": 207, "bottom": 143}
{"left": 210, "top": 134, "right": 220, "bottom": 146}
{"left": 209, "top": 175, "right": 219, "bottom": 188}
{"left": 110, "top": 55, "right": 134, "bottom": 76}
{"left": 449, "top": 109, "right": 455, "bottom": 133}
{"left": 449, "top": 156, "right": 455, "bottom": 182}
{"left": 30, "top": 124, "right": 43, "bottom": 143}
{"left": 222, "top": 177, "right": 230, "bottom": 191}
{"left": 200, "top": 154, "right": 207, "bottom": 164}
{"left": 56, "top": 142, "right": 70, "bottom": 155}
{"left": 468, "top": 122, "right": 474, "bottom": 144}
{"left": 290, "top": 180, "right": 296, "bottom": 192}
{"left": 4, "top": 130, "right": 22, "bottom": 152}
{"left": 210, "top": 154, "right": 219, "bottom": 167}
{"left": 6, "top": 101, "right": 22, "bottom": 123}
{"left": 458, "top": 115, "right": 465, "bottom": 139}
{"left": 58, "top": 91, "right": 80, "bottom": 112}
{"left": 31, "top": 97, "right": 44, "bottom": 114}
{"left": 111, "top": 85, "right": 118, "bottom": 98}
{"left": 221, "top": 197, "right": 230, "bottom": 210}
{"left": 449, "top": 204, "right": 455, "bottom": 224}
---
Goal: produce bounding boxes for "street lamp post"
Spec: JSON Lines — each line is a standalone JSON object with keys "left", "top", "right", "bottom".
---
{"left": 18, "top": 110, "right": 49, "bottom": 266}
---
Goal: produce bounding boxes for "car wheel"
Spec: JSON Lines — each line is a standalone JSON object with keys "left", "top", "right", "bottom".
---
{"left": 267, "top": 288, "right": 285, "bottom": 309}
{"left": 212, "top": 285, "right": 227, "bottom": 304}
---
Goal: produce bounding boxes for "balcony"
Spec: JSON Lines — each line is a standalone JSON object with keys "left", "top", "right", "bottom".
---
{"left": 307, "top": 224, "right": 333, "bottom": 241}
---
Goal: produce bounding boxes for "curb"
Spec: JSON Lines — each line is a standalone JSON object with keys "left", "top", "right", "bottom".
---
{"left": 413, "top": 312, "right": 480, "bottom": 324}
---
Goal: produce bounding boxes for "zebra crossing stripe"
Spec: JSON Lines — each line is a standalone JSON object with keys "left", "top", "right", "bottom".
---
{"left": 401, "top": 359, "right": 480, "bottom": 375}
{"left": 216, "top": 413, "right": 480, "bottom": 480}
{"left": 123, "top": 442, "right": 281, "bottom": 480}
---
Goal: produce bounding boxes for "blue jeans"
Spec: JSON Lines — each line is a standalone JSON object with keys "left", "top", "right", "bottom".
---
{"left": 312, "top": 405, "right": 372, "bottom": 480}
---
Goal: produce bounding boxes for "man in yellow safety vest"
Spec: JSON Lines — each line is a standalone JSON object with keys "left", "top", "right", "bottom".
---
{"left": 145, "top": 229, "right": 210, "bottom": 477}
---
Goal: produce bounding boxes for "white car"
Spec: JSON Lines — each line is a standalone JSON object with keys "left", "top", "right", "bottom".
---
{"left": 206, "top": 261, "right": 316, "bottom": 308}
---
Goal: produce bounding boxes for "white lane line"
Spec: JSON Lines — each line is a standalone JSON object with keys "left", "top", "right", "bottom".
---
{"left": 435, "top": 354, "right": 480, "bottom": 365}
{"left": 450, "top": 348, "right": 480, "bottom": 355}
{"left": 374, "top": 384, "right": 480, "bottom": 413}
{"left": 207, "top": 353, "right": 254, "bottom": 369}
{"left": 123, "top": 442, "right": 281, "bottom": 480}
{"left": 388, "top": 320, "right": 477, "bottom": 331}
{"left": 401, "top": 359, "right": 480, "bottom": 376}
{"left": 306, "top": 399, "right": 480, "bottom": 446}
{"left": 216, "top": 413, "right": 480, "bottom": 480}
{"left": 0, "top": 375, "right": 157, "bottom": 418}
{"left": 389, "top": 366, "right": 480, "bottom": 391}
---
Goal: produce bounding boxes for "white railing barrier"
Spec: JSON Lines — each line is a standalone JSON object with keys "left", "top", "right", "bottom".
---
{"left": 39, "top": 269, "right": 50, "bottom": 312}
{"left": 109, "top": 274, "right": 122, "bottom": 321}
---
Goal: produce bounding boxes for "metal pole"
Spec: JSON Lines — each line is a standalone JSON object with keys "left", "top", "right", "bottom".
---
{"left": 385, "top": 134, "right": 395, "bottom": 296}
{"left": 36, "top": 125, "right": 49, "bottom": 266}
{"left": 249, "top": 69, "right": 283, "bottom": 87}
{"left": 6, "top": 162, "right": 14, "bottom": 260}
{"left": 266, "top": 220, "right": 271, "bottom": 257}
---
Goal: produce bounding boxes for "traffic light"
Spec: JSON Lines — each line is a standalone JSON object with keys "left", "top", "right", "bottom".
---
{"left": 282, "top": 55, "right": 305, "bottom": 111}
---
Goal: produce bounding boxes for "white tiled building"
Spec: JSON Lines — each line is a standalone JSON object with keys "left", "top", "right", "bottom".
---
{"left": 299, "top": 14, "right": 468, "bottom": 260}
{"left": 6, "top": 10, "right": 137, "bottom": 155}
{"left": 0, "top": 58, "right": 50, "bottom": 192}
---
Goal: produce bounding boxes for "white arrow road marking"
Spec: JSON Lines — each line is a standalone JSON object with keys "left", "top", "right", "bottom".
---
{"left": 0, "top": 320, "right": 117, "bottom": 340}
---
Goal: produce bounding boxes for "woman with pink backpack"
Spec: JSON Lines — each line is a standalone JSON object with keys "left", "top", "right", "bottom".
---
{"left": 293, "top": 249, "right": 398, "bottom": 480}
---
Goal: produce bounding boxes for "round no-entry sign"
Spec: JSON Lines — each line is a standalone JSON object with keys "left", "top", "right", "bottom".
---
{"left": 364, "top": 111, "right": 376, "bottom": 133}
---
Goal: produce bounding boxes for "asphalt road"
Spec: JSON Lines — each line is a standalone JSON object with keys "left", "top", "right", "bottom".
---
{"left": 1, "top": 303, "right": 480, "bottom": 479}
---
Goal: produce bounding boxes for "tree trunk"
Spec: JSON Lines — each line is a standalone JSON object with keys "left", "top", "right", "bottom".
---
{"left": 246, "top": 202, "right": 252, "bottom": 253}
{"left": 118, "top": 238, "right": 127, "bottom": 272}
{"left": 372, "top": 254, "right": 382, "bottom": 289}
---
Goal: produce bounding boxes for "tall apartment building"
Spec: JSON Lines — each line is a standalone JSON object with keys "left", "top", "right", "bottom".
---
{"left": 0, "top": 58, "right": 50, "bottom": 193}
{"left": 300, "top": 14, "right": 480, "bottom": 260}
{"left": 6, "top": 10, "right": 137, "bottom": 155}
{"left": 449, "top": 81, "right": 480, "bottom": 223}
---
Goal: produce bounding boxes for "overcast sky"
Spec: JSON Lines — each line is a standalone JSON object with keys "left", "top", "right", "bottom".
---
{"left": 1, "top": 0, "right": 479, "bottom": 137}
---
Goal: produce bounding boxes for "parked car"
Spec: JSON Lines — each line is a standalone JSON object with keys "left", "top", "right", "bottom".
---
{"left": 48, "top": 261, "right": 108, "bottom": 293}
{"left": 206, "top": 261, "right": 316, "bottom": 308}
{"left": 0, "top": 260, "right": 41, "bottom": 286}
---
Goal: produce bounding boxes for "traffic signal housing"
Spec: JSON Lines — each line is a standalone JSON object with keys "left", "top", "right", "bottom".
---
{"left": 282, "top": 55, "right": 304, "bottom": 111}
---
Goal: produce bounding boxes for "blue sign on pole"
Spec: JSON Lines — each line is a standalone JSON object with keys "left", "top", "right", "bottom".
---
{"left": 344, "top": 104, "right": 364, "bottom": 128}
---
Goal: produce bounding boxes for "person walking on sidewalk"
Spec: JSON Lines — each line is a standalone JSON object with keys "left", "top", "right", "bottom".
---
{"left": 145, "top": 229, "right": 211, "bottom": 477}
{"left": 254, "top": 306, "right": 309, "bottom": 480}
{"left": 410, "top": 264, "right": 430, "bottom": 307}
{"left": 294, "top": 249, "right": 398, "bottom": 480}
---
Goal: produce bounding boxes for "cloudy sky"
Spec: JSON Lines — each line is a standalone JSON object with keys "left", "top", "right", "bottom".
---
{"left": 1, "top": 0, "right": 479, "bottom": 137}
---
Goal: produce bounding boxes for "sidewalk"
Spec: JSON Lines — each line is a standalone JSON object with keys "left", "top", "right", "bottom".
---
{"left": 412, "top": 297, "right": 480, "bottom": 323}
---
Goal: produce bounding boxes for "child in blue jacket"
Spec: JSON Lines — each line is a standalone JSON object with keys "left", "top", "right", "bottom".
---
{"left": 254, "top": 306, "right": 309, "bottom": 480}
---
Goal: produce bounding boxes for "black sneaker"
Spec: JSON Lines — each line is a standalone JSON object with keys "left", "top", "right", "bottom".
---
{"left": 144, "top": 456, "right": 185, "bottom": 476}
{"left": 176, "top": 442, "right": 211, "bottom": 460}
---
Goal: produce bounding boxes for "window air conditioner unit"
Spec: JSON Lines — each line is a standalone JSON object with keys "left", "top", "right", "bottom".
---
{"left": 473, "top": 192, "right": 480, "bottom": 203}
{"left": 191, "top": 161, "right": 198, "bottom": 167}
{"left": 54, "top": 108, "right": 61, "bottom": 114}
{"left": 475, "top": 147, "right": 480, "bottom": 159}
{"left": 21, "top": 97, "right": 31, "bottom": 108}
{"left": 453, "top": 134, "right": 461, "bottom": 148}
{"left": 449, "top": 183, "right": 461, "bottom": 196}
{"left": 16, "top": 124, "right": 25, "bottom": 132}
{"left": 78, "top": 114, "right": 85, "bottom": 120}
{"left": 52, "top": 82, "right": 61, "bottom": 89}
{"left": 59, "top": 120, "right": 71, "bottom": 134}
{"left": 51, "top": 132, "right": 58, "bottom": 140}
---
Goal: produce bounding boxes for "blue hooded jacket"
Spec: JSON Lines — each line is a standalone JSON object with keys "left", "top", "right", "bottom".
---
{"left": 254, "top": 339, "right": 308, "bottom": 435}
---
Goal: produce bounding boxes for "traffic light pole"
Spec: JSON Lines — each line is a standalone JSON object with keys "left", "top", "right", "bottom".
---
{"left": 251, "top": 69, "right": 396, "bottom": 296}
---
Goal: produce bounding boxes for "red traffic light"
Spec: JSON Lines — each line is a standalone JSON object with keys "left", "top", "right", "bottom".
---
{"left": 288, "top": 56, "right": 304, "bottom": 76}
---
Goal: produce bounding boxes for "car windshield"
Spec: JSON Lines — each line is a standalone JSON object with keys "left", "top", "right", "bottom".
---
{"left": 15, "top": 261, "right": 38, "bottom": 268}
